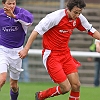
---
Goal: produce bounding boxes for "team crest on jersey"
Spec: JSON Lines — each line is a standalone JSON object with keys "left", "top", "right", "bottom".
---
{"left": 73, "top": 21, "right": 76, "bottom": 26}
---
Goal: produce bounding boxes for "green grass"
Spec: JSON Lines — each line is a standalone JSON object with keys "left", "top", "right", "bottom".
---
{"left": 1, "top": 82, "right": 100, "bottom": 100}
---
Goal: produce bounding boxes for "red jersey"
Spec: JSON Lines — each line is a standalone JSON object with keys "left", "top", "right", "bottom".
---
{"left": 34, "top": 9, "right": 96, "bottom": 51}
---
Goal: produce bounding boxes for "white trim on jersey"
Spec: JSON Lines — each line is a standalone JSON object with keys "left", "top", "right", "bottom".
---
{"left": 79, "top": 14, "right": 96, "bottom": 33}
{"left": 15, "top": 19, "right": 32, "bottom": 34}
{"left": 42, "top": 49, "right": 51, "bottom": 70}
{"left": 34, "top": 9, "right": 66, "bottom": 35}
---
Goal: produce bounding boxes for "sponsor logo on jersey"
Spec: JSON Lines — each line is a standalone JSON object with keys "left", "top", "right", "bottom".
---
{"left": 59, "top": 29, "right": 72, "bottom": 33}
{"left": 2, "top": 26, "right": 19, "bottom": 32}
{"left": 59, "top": 30, "right": 68, "bottom": 33}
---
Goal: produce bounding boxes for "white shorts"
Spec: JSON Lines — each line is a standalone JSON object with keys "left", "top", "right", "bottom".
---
{"left": 0, "top": 45, "right": 24, "bottom": 80}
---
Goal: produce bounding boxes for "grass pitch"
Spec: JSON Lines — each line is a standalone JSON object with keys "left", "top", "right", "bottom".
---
{"left": 1, "top": 82, "right": 100, "bottom": 100}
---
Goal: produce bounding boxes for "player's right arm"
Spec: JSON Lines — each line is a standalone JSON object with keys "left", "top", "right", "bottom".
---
{"left": 18, "top": 13, "right": 55, "bottom": 58}
{"left": 19, "top": 9, "right": 65, "bottom": 58}
{"left": 18, "top": 30, "right": 38, "bottom": 58}
{"left": 18, "top": 13, "right": 56, "bottom": 58}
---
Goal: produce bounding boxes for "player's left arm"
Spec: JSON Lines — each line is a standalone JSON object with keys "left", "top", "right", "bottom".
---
{"left": 92, "top": 30, "right": 100, "bottom": 40}
{"left": 95, "top": 39, "right": 100, "bottom": 53}
{"left": 76, "top": 14, "right": 100, "bottom": 40}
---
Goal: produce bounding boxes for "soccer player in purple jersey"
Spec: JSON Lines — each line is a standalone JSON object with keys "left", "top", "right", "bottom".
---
{"left": 0, "top": 0, "right": 33, "bottom": 100}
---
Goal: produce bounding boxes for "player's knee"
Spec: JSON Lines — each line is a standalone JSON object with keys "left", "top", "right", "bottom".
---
{"left": 0, "top": 73, "right": 7, "bottom": 87}
{"left": 0, "top": 78, "right": 6, "bottom": 87}
{"left": 71, "top": 82, "right": 81, "bottom": 91}
{"left": 60, "top": 84, "right": 71, "bottom": 94}
{"left": 10, "top": 81, "right": 19, "bottom": 92}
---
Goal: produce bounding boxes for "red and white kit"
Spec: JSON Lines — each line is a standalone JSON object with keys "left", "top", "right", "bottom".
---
{"left": 34, "top": 9, "right": 96, "bottom": 83}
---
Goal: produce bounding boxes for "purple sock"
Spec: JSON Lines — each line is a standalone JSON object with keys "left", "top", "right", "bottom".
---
{"left": 10, "top": 89, "right": 19, "bottom": 100}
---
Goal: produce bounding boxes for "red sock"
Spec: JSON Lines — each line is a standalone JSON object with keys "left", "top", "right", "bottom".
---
{"left": 69, "top": 91, "right": 80, "bottom": 100}
{"left": 39, "top": 86, "right": 62, "bottom": 99}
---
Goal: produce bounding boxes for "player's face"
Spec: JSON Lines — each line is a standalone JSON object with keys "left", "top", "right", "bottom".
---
{"left": 3, "top": 0, "right": 16, "bottom": 12}
{"left": 68, "top": 6, "right": 82, "bottom": 20}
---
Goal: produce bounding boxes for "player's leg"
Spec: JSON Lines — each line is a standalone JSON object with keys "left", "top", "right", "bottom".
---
{"left": 68, "top": 72, "right": 80, "bottom": 100}
{"left": 35, "top": 52, "right": 71, "bottom": 100}
{"left": 0, "top": 51, "right": 8, "bottom": 90}
{"left": 9, "top": 58, "right": 22, "bottom": 100}
{"left": 35, "top": 79, "right": 71, "bottom": 100}
{"left": 61, "top": 55, "right": 81, "bottom": 100}
{"left": 0, "top": 63, "right": 8, "bottom": 91}
{"left": 10, "top": 73, "right": 20, "bottom": 100}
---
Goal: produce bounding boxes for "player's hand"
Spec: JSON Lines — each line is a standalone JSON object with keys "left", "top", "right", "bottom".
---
{"left": 18, "top": 48, "right": 28, "bottom": 59}
{"left": 4, "top": 7, "right": 16, "bottom": 18}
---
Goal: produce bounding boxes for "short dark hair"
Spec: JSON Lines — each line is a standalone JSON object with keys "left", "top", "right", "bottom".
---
{"left": 2, "top": 0, "right": 16, "bottom": 4}
{"left": 67, "top": 0, "right": 86, "bottom": 11}
{"left": 2, "top": 0, "right": 6, "bottom": 3}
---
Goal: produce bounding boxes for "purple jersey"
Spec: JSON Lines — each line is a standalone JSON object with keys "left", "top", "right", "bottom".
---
{"left": 0, "top": 6, "right": 33, "bottom": 48}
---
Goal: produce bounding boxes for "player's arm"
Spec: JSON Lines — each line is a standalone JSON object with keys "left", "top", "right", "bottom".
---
{"left": 19, "top": 11, "right": 58, "bottom": 58}
{"left": 95, "top": 39, "right": 100, "bottom": 53}
{"left": 16, "top": 9, "right": 33, "bottom": 25}
{"left": 77, "top": 14, "right": 100, "bottom": 40}
{"left": 92, "top": 30, "right": 100, "bottom": 40}
{"left": 18, "top": 30, "right": 38, "bottom": 58}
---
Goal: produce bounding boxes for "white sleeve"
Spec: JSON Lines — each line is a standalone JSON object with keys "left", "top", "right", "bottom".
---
{"left": 34, "top": 9, "right": 65, "bottom": 35}
{"left": 79, "top": 14, "right": 96, "bottom": 33}
{"left": 34, "top": 14, "right": 57, "bottom": 35}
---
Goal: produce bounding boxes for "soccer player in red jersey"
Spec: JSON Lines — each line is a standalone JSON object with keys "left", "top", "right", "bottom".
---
{"left": 19, "top": 0, "right": 100, "bottom": 100}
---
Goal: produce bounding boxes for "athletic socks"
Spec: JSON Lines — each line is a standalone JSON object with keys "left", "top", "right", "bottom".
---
{"left": 10, "top": 89, "right": 19, "bottom": 100}
{"left": 69, "top": 91, "right": 80, "bottom": 100}
{"left": 38, "top": 86, "right": 62, "bottom": 99}
{"left": 38, "top": 86, "right": 80, "bottom": 100}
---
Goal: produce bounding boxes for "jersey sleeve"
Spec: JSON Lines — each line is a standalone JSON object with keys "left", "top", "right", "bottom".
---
{"left": 34, "top": 9, "right": 65, "bottom": 35}
{"left": 15, "top": 7, "right": 34, "bottom": 34}
{"left": 34, "top": 13, "right": 58, "bottom": 35}
{"left": 76, "top": 14, "right": 96, "bottom": 36}
{"left": 15, "top": 7, "right": 34, "bottom": 26}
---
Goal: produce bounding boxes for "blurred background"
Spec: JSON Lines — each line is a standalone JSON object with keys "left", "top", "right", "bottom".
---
{"left": 1, "top": 0, "right": 100, "bottom": 86}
